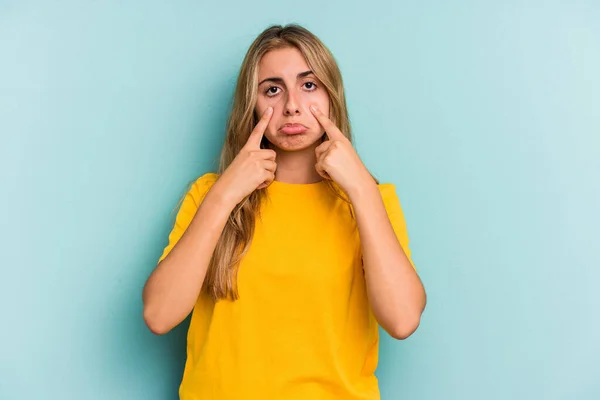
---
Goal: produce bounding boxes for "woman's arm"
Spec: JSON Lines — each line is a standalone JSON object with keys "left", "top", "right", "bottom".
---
{"left": 142, "top": 107, "right": 276, "bottom": 335}
{"left": 309, "top": 104, "right": 426, "bottom": 339}
{"left": 349, "top": 181, "right": 427, "bottom": 340}
{"left": 142, "top": 188, "right": 234, "bottom": 335}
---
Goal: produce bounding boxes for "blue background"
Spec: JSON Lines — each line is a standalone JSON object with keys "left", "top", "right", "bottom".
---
{"left": 1, "top": 1, "right": 599, "bottom": 399}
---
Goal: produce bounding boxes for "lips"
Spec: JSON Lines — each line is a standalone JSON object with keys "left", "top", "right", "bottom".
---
{"left": 279, "top": 123, "right": 308, "bottom": 135}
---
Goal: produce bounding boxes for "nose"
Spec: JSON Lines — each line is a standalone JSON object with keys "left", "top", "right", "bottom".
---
{"left": 284, "top": 88, "right": 301, "bottom": 116}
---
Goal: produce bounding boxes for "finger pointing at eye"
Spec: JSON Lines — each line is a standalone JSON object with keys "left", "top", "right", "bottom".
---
{"left": 245, "top": 107, "right": 273, "bottom": 149}
{"left": 310, "top": 105, "right": 345, "bottom": 141}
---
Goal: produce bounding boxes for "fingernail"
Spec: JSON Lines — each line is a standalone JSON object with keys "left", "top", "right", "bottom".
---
{"left": 266, "top": 107, "right": 273, "bottom": 114}
{"left": 310, "top": 105, "right": 317, "bottom": 112}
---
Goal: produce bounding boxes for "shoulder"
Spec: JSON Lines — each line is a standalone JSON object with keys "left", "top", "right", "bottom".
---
{"left": 377, "top": 182, "right": 399, "bottom": 202}
{"left": 376, "top": 182, "right": 409, "bottom": 217}
{"left": 193, "top": 172, "right": 220, "bottom": 187}
{"left": 186, "top": 172, "right": 220, "bottom": 203}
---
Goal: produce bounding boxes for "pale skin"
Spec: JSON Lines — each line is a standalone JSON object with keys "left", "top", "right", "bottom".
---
{"left": 142, "top": 47, "right": 426, "bottom": 339}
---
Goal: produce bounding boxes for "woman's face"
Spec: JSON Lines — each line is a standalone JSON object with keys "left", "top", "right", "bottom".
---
{"left": 255, "top": 47, "right": 331, "bottom": 152}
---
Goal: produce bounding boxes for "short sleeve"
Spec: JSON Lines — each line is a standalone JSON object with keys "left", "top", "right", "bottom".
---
{"left": 157, "top": 173, "right": 219, "bottom": 264}
{"left": 378, "top": 183, "right": 417, "bottom": 271}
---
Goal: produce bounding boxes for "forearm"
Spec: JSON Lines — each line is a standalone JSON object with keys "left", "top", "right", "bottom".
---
{"left": 349, "top": 183, "right": 426, "bottom": 340}
{"left": 142, "top": 188, "right": 234, "bottom": 335}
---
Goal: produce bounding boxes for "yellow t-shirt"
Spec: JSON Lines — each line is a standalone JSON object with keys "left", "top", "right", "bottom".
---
{"left": 157, "top": 172, "right": 416, "bottom": 400}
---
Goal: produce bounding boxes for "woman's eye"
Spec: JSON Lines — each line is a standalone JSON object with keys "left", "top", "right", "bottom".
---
{"left": 266, "top": 86, "right": 280, "bottom": 96}
{"left": 265, "top": 82, "right": 317, "bottom": 97}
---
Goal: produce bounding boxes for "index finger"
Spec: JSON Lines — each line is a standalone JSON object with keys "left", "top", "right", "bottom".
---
{"left": 245, "top": 107, "right": 273, "bottom": 149}
{"left": 310, "top": 105, "right": 345, "bottom": 141}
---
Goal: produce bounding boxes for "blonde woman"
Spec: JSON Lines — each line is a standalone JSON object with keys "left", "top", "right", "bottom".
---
{"left": 142, "top": 23, "right": 427, "bottom": 400}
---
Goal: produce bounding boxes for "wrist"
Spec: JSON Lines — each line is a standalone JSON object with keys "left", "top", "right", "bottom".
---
{"left": 347, "top": 174, "right": 379, "bottom": 203}
{"left": 205, "top": 182, "right": 239, "bottom": 212}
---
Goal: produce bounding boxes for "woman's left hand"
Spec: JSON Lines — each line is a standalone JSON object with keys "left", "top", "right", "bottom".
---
{"left": 310, "top": 105, "right": 376, "bottom": 197}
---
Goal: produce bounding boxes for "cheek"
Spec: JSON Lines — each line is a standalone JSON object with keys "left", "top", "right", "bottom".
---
{"left": 254, "top": 98, "right": 267, "bottom": 117}
{"left": 309, "top": 95, "right": 331, "bottom": 125}
{"left": 267, "top": 117, "right": 279, "bottom": 135}
{"left": 256, "top": 96, "right": 281, "bottom": 118}
{"left": 320, "top": 95, "right": 331, "bottom": 116}
{"left": 310, "top": 91, "right": 330, "bottom": 117}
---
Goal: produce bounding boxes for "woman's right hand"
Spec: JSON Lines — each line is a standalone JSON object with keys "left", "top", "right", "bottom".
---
{"left": 211, "top": 107, "right": 277, "bottom": 207}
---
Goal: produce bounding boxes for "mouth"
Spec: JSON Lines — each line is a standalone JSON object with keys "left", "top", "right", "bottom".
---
{"left": 279, "top": 123, "right": 308, "bottom": 135}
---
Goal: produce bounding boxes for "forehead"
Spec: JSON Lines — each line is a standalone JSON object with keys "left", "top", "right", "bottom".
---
{"left": 257, "top": 47, "right": 310, "bottom": 79}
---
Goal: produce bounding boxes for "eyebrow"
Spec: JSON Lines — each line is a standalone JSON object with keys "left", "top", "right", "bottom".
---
{"left": 258, "top": 70, "right": 314, "bottom": 86}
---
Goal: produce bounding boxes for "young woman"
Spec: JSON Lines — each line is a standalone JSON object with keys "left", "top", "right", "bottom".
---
{"left": 142, "top": 23, "right": 426, "bottom": 400}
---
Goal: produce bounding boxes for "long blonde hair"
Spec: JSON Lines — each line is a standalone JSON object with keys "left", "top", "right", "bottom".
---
{"left": 181, "top": 24, "right": 376, "bottom": 301}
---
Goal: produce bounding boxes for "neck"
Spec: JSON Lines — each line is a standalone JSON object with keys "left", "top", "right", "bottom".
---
{"left": 269, "top": 142, "right": 323, "bottom": 184}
